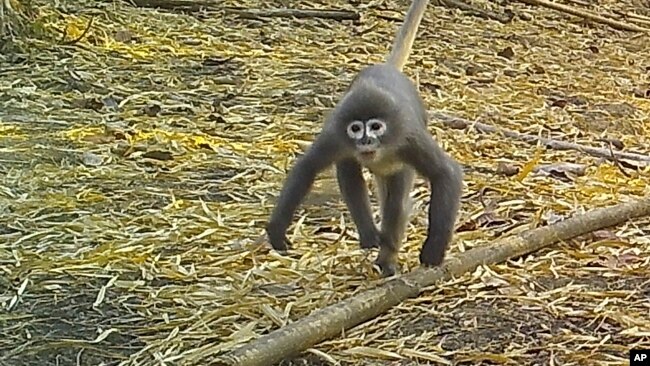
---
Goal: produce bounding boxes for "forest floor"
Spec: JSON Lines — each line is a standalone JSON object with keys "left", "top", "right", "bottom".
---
{"left": 1, "top": 0, "right": 649, "bottom": 365}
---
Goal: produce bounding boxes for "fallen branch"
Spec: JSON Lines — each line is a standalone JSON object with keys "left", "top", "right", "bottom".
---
{"left": 216, "top": 197, "right": 650, "bottom": 366}
{"left": 515, "top": 0, "right": 650, "bottom": 33}
{"left": 610, "top": 11, "right": 650, "bottom": 28}
{"left": 429, "top": 111, "right": 650, "bottom": 166}
{"left": 437, "top": 0, "right": 514, "bottom": 23}
{"left": 122, "top": 0, "right": 360, "bottom": 21}
{"left": 224, "top": 8, "right": 359, "bottom": 21}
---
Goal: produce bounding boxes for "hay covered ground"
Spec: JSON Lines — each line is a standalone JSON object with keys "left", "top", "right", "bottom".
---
{"left": 1, "top": 0, "right": 649, "bottom": 365}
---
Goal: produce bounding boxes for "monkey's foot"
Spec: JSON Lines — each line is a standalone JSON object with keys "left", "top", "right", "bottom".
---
{"left": 373, "top": 259, "right": 398, "bottom": 277}
{"left": 419, "top": 239, "right": 445, "bottom": 266}
{"left": 359, "top": 238, "right": 380, "bottom": 249}
{"left": 359, "top": 228, "right": 380, "bottom": 249}
{"left": 265, "top": 227, "right": 292, "bottom": 253}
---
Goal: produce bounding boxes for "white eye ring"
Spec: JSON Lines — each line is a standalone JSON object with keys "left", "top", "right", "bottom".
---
{"left": 366, "top": 119, "right": 386, "bottom": 138}
{"left": 347, "top": 121, "right": 364, "bottom": 139}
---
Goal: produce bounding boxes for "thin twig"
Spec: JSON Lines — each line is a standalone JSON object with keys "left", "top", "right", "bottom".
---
{"left": 62, "top": 16, "right": 94, "bottom": 45}
{"left": 607, "top": 142, "right": 632, "bottom": 177}
{"left": 437, "top": 0, "right": 514, "bottom": 23}
{"left": 562, "top": 1, "right": 650, "bottom": 28}
{"left": 429, "top": 111, "right": 650, "bottom": 166}
{"left": 516, "top": 0, "right": 650, "bottom": 32}
{"left": 224, "top": 8, "right": 360, "bottom": 21}
{"left": 123, "top": 0, "right": 360, "bottom": 21}
{"left": 611, "top": 10, "right": 650, "bottom": 27}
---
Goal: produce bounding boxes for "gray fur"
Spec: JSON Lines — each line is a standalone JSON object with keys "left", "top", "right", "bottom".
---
{"left": 265, "top": 135, "right": 343, "bottom": 252}
{"left": 265, "top": 0, "right": 463, "bottom": 277}
{"left": 336, "top": 158, "right": 380, "bottom": 249}
{"left": 373, "top": 167, "right": 416, "bottom": 276}
{"left": 386, "top": 0, "right": 430, "bottom": 70}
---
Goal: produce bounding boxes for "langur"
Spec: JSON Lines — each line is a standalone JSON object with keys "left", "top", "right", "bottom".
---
{"left": 265, "top": 0, "right": 463, "bottom": 277}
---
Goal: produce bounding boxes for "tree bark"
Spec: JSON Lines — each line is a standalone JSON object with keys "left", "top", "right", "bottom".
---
{"left": 216, "top": 197, "right": 650, "bottom": 366}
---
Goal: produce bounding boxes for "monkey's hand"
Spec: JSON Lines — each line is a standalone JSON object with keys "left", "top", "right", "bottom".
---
{"left": 358, "top": 226, "right": 381, "bottom": 249}
{"left": 265, "top": 225, "right": 292, "bottom": 253}
{"left": 374, "top": 260, "right": 397, "bottom": 278}
{"left": 374, "top": 233, "right": 399, "bottom": 277}
{"left": 419, "top": 236, "right": 446, "bottom": 267}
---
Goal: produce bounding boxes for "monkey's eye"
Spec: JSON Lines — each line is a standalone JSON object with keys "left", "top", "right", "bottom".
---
{"left": 367, "top": 120, "right": 386, "bottom": 136}
{"left": 347, "top": 121, "right": 364, "bottom": 139}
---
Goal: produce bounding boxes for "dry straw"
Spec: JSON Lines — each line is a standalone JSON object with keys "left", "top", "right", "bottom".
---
{"left": 1, "top": 0, "right": 649, "bottom": 365}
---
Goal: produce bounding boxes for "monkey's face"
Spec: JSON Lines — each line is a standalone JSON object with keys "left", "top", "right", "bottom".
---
{"left": 346, "top": 119, "right": 387, "bottom": 162}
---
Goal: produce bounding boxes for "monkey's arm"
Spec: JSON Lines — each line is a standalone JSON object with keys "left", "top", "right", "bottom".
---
{"left": 266, "top": 135, "right": 341, "bottom": 252}
{"left": 402, "top": 135, "right": 463, "bottom": 266}
{"left": 336, "top": 159, "right": 380, "bottom": 249}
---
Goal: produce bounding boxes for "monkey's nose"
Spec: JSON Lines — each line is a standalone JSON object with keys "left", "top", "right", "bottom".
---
{"left": 360, "top": 136, "right": 378, "bottom": 146}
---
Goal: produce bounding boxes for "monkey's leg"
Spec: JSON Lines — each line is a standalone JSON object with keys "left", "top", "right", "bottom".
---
{"left": 420, "top": 157, "right": 462, "bottom": 266}
{"left": 266, "top": 136, "right": 340, "bottom": 252}
{"left": 402, "top": 138, "right": 463, "bottom": 267}
{"left": 336, "top": 159, "right": 380, "bottom": 249}
{"left": 375, "top": 168, "right": 415, "bottom": 277}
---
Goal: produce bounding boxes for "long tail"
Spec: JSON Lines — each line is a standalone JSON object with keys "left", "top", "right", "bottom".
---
{"left": 385, "top": 0, "right": 429, "bottom": 71}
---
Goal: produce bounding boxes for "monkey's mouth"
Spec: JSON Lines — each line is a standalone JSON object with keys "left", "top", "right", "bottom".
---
{"left": 358, "top": 151, "right": 377, "bottom": 160}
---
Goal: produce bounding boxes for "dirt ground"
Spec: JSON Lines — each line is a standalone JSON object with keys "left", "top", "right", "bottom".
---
{"left": 1, "top": 0, "right": 649, "bottom": 365}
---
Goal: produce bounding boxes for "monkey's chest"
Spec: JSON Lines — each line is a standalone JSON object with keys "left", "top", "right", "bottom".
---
{"left": 361, "top": 156, "right": 405, "bottom": 176}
